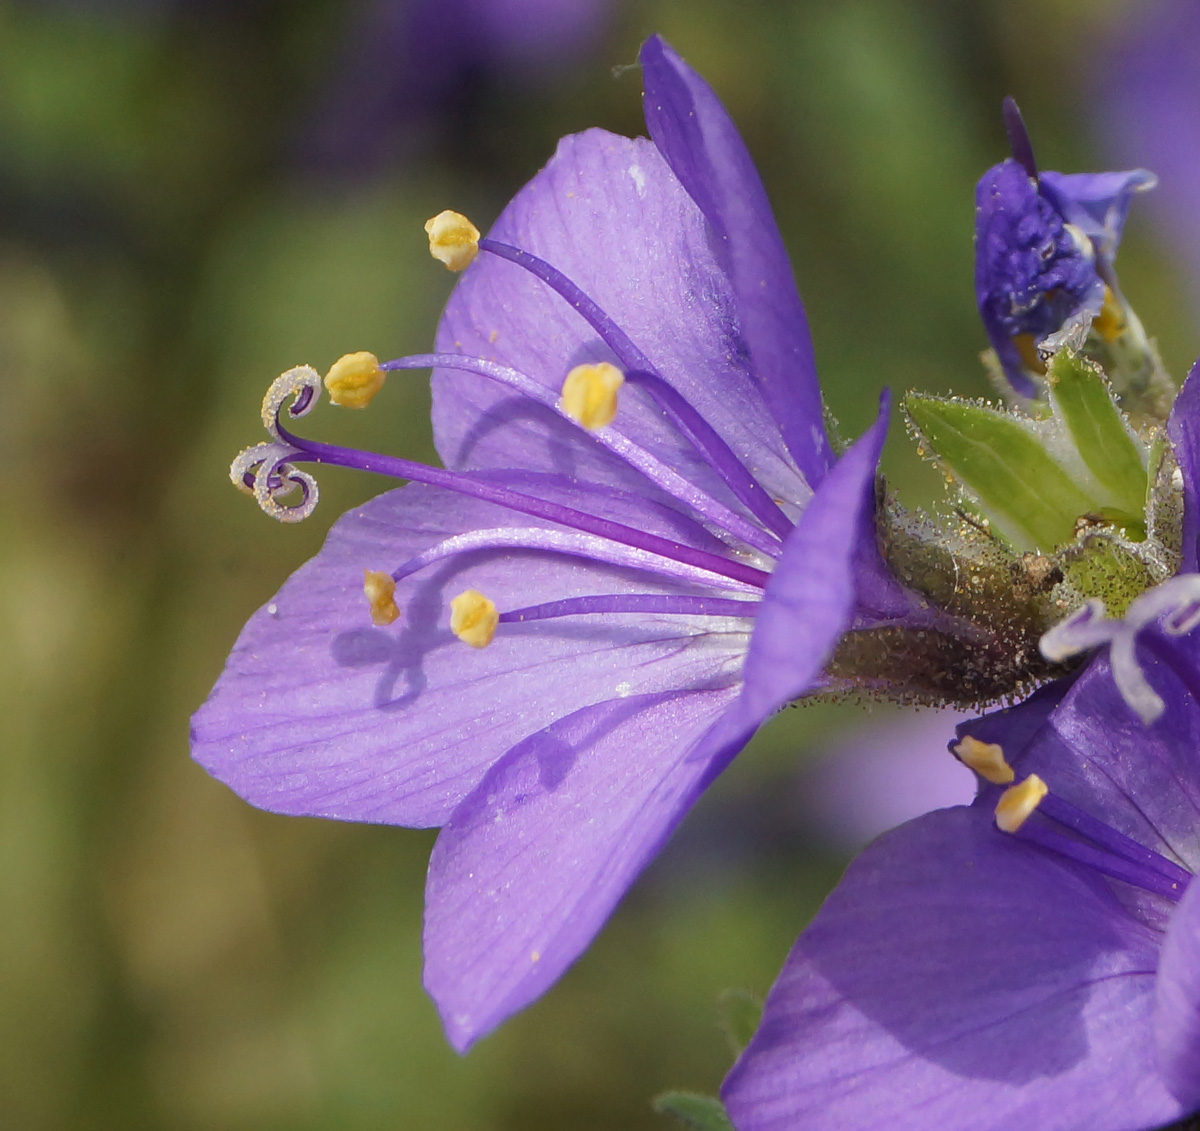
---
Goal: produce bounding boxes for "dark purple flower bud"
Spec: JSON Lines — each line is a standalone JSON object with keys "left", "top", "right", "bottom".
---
{"left": 974, "top": 104, "right": 1155, "bottom": 399}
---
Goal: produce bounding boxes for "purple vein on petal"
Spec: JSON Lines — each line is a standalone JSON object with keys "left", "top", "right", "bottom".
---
{"left": 498, "top": 594, "right": 758, "bottom": 623}
{"left": 273, "top": 424, "right": 772, "bottom": 589}
{"left": 383, "top": 353, "right": 783, "bottom": 555}
{"left": 390, "top": 527, "right": 763, "bottom": 593}
{"left": 477, "top": 238, "right": 795, "bottom": 539}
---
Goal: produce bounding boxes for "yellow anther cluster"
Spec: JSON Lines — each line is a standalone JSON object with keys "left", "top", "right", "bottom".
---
{"left": 952, "top": 735, "right": 1015, "bottom": 785}
{"left": 325, "top": 351, "right": 386, "bottom": 409}
{"left": 450, "top": 589, "right": 499, "bottom": 648}
{"left": 1093, "top": 286, "right": 1128, "bottom": 343}
{"left": 425, "top": 210, "right": 480, "bottom": 272}
{"left": 363, "top": 569, "right": 401, "bottom": 626}
{"left": 561, "top": 362, "right": 624, "bottom": 430}
{"left": 994, "top": 774, "right": 1048, "bottom": 833}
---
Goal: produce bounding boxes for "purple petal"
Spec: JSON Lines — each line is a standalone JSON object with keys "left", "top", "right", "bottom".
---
{"left": 639, "top": 36, "right": 830, "bottom": 487}
{"left": 736, "top": 400, "right": 888, "bottom": 722}
{"left": 431, "top": 128, "right": 809, "bottom": 517}
{"left": 1039, "top": 169, "right": 1157, "bottom": 261}
{"left": 723, "top": 807, "right": 1180, "bottom": 1131}
{"left": 191, "top": 475, "right": 750, "bottom": 828}
{"left": 1100, "top": 0, "right": 1200, "bottom": 303}
{"left": 1168, "top": 359, "right": 1200, "bottom": 572}
{"left": 958, "top": 651, "right": 1200, "bottom": 874}
{"left": 1156, "top": 874, "right": 1200, "bottom": 1108}
{"left": 1040, "top": 654, "right": 1200, "bottom": 870}
{"left": 423, "top": 686, "right": 742, "bottom": 1050}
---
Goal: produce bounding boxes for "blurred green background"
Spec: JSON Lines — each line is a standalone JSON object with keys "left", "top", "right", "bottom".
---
{"left": 2, "top": 1, "right": 1195, "bottom": 1128}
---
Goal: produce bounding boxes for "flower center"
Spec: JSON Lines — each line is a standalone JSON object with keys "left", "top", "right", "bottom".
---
{"left": 229, "top": 216, "right": 805, "bottom": 648}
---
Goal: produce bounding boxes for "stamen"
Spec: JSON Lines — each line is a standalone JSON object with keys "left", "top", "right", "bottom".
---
{"left": 389, "top": 528, "right": 761, "bottom": 595}
{"left": 450, "top": 589, "right": 498, "bottom": 647}
{"left": 497, "top": 593, "right": 757, "bottom": 625}
{"left": 326, "top": 352, "right": 386, "bottom": 408}
{"left": 1092, "top": 286, "right": 1127, "bottom": 343}
{"left": 363, "top": 569, "right": 400, "bottom": 626}
{"left": 1017, "top": 820, "right": 1187, "bottom": 900}
{"left": 995, "top": 774, "right": 1048, "bottom": 832}
{"left": 477, "top": 238, "right": 796, "bottom": 539}
{"left": 239, "top": 363, "right": 773, "bottom": 584}
{"left": 425, "top": 210, "right": 480, "bottom": 272}
{"left": 952, "top": 735, "right": 1014, "bottom": 784}
{"left": 381, "top": 354, "right": 782, "bottom": 555}
{"left": 993, "top": 771, "right": 1192, "bottom": 901}
{"left": 1038, "top": 793, "right": 1192, "bottom": 888}
{"left": 561, "top": 362, "right": 624, "bottom": 430}
{"left": 278, "top": 432, "right": 772, "bottom": 589}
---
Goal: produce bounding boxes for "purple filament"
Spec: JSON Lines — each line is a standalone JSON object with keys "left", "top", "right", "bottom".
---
{"left": 1040, "top": 793, "right": 1193, "bottom": 887}
{"left": 389, "top": 527, "right": 762, "bottom": 594}
{"left": 272, "top": 421, "right": 772, "bottom": 590}
{"left": 498, "top": 593, "right": 758, "bottom": 624}
{"left": 477, "top": 238, "right": 795, "bottom": 539}
{"left": 381, "top": 353, "right": 782, "bottom": 556}
{"left": 1016, "top": 817, "right": 1187, "bottom": 902}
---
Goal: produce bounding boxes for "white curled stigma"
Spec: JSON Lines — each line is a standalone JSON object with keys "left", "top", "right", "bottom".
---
{"left": 1039, "top": 575, "right": 1200, "bottom": 723}
{"left": 229, "top": 366, "right": 326, "bottom": 523}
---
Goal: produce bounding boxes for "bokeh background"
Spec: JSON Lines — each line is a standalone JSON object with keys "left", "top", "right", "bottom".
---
{"left": 3, "top": 0, "right": 1198, "bottom": 1127}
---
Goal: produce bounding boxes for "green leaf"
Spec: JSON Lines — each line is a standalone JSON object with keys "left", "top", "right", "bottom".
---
{"left": 1047, "top": 350, "right": 1148, "bottom": 520}
{"left": 653, "top": 1092, "right": 736, "bottom": 1131}
{"left": 904, "top": 394, "right": 1098, "bottom": 552}
{"left": 717, "top": 988, "right": 763, "bottom": 1055}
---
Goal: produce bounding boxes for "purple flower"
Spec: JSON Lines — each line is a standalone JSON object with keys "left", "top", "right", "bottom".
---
{"left": 192, "top": 36, "right": 935, "bottom": 1051}
{"left": 1100, "top": 0, "right": 1200, "bottom": 308}
{"left": 722, "top": 559, "right": 1200, "bottom": 1122}
{"left": 976, "top": 100, "right": 1155, "bottom": 398}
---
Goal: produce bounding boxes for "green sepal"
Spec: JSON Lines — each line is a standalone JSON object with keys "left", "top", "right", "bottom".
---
{"left": 653, "top": 1092, "right": 736, "bottom": 1131}
{"left": 1061, "top": 534, "right": 1154, "bottom": 619}
{"left": 717, "top": 988, "right": 763, "bottom": 1056}
{"left": 903, "top": 394, "right": 1098, "bottom": 552}
{"left": 1047, "top": 350, "right": 1148, "bottom": 521}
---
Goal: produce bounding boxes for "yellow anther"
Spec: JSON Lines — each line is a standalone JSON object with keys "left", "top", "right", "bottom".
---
{"left": 425, "top": 210, "right": 480, "bottom": 272}
{"left": 363, "top": 569, "right": 400, "bottom": 627}
{"left": 952, "top": 735, "right": 1015, "bottom": 785}
{"left": 1012, "top": 332, "right": 1047, "bottom": 375}
{"left": 325, "top": 351, "right": 386, "bottom": 409}
{"left": 994, "top": 774, "right": 1048, "bottom": 833}
{"left": 450, "top": 589, "right": 498, "bottom": 648}
{"left": 561, "top": 362, "right": 624, "bottom": 430}
{"left": 1093, "top": 286, "right": 1128, "bottom": 343}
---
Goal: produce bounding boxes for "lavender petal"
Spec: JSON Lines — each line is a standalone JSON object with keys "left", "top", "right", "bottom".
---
{"left": 191, "top": 479, "right": 752, "bottom": 829}
{"left": 1156, "top": 874, "right": 1200, "bottom": 1107}
{"left": 423, "top": 686, "right": 742, "bottom": 1050}
{"left": 722, "top": 807, "right": 1177, "bottom": 1131}
{"left": 639, "top": 36, "right": 830, "bottom": 488}
{"left": 1168, "top": 359, "right": 1200, "bottom": 572}
{"left": 432, "top": 129, "right": 809, "bottom": 519}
